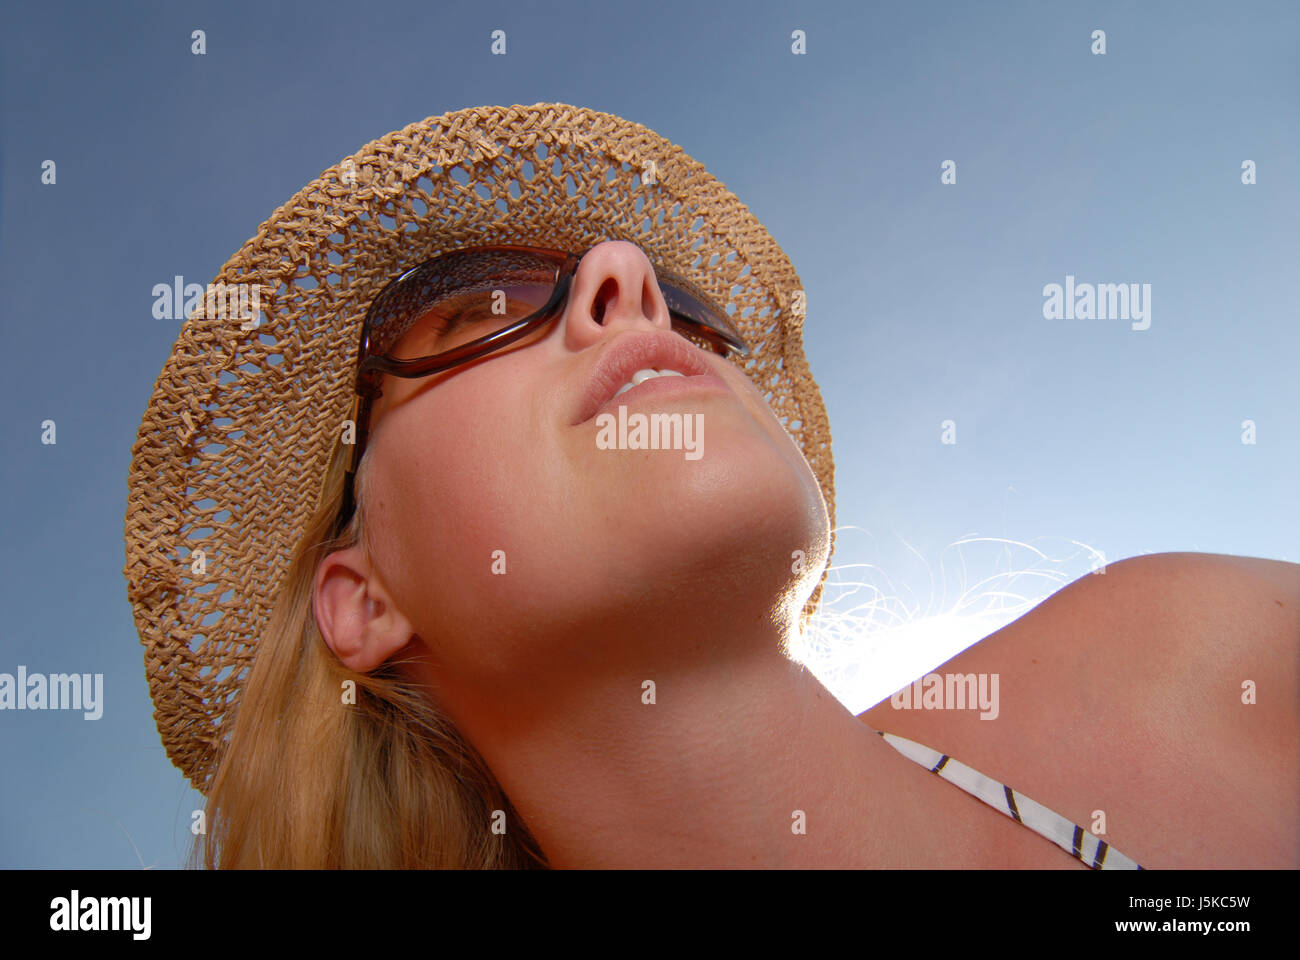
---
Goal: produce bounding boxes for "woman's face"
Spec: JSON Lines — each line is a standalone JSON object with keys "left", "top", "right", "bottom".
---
{"left": 352, "top": 240, "right": 829, "bottom": 693}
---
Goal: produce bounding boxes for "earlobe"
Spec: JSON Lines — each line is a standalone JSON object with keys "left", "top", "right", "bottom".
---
{"left": 313, "top": 546, "right": 413, "bottom": 673}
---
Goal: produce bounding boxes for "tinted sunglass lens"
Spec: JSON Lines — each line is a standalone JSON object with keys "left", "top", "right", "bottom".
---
{"left": 368, "top": 250, "right": 563, "bottom": 360}
{"left": 387, "top": 280, "right": 558, "bottom": 360}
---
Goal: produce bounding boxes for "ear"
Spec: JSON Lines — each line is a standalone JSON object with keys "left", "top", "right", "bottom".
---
{"left": 313, "top": 545, "right": 414, "bottom": 672}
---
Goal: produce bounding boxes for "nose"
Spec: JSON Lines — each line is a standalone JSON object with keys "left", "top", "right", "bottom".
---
{"left": 561, "top": 240, "right": 674, "bottom": 351}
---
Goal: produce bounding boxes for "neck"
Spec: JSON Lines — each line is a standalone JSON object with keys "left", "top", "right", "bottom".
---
{"left": 423, "top": 611, "right": 930, "bottom": 868}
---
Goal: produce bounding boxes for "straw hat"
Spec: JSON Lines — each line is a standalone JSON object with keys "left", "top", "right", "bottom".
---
{"left": 123, "top": 102, "right": 836, "bottom": 793}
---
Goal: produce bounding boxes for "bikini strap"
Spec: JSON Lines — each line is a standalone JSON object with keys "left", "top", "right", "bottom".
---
{"left": 876, "top": 729, "right": 1143, "bottom": 870}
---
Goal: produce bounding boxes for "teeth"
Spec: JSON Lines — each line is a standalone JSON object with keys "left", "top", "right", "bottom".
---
{"left": 613, "top": 367, "right": 686, "bottom": 397}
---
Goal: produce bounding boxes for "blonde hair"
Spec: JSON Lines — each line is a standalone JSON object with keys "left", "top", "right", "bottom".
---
{"left": 188, "top": 441, "right": 549, "bottom": 868}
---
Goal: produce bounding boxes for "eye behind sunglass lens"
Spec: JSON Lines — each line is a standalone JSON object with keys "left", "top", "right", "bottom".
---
{"left": 365, "top": 248, "right": 566, "bottom": 359}
{"left": 385, "top": 281, "right": 561, "bottom": 360}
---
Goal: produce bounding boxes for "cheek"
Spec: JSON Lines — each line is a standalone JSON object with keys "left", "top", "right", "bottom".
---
{"left": 363, "top": 385, "right": 567, "bottom": 639}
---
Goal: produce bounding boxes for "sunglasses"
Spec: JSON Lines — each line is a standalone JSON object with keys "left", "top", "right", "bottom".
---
{"left": 333, "top": 243, "right": 751, "bottom": 537}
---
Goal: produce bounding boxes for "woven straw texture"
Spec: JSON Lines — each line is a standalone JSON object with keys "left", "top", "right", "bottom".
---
{"left": 123, "top": 103, "right": 837, "bottom": 794}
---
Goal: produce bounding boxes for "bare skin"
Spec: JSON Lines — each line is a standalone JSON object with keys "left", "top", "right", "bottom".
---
{"left": 313, "top": 240, "right": 1299, "bottom": 868}
{"left": 860, "top": 551, "right": 1300, "bottom": 868}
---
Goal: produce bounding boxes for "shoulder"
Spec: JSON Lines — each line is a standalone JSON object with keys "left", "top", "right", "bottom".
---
{"left": 1031, "top": 550, "right": 1299, "bottom": 659}
{"left": 1014, "top": 551, "right": 1298, "bottom": 754}
{"left": 863, "top": 551, "right": 1299, "bottom": 718}
{"left": 859, "top": 551, "right": 1299, "bottom": 867}
{"left": 1002, "top": 552, "right": 1299, "bottom": 704}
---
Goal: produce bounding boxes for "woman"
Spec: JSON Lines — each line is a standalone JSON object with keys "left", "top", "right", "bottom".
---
{"left": 124, "top": 103, "right": 1298, "bottom": 869}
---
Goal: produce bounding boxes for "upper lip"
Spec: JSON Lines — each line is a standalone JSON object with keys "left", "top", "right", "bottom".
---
{"left": 570, "top": 330, "right": 724, "bottom": 425}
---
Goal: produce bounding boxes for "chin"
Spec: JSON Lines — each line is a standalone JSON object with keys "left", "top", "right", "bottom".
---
{"left": 585, "top": 424, "right": 829, "bottom": 599}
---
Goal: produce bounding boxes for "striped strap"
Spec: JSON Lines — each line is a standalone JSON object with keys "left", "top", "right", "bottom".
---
{"left": 877, "top": 730, "right": 1143, "bottom": 870}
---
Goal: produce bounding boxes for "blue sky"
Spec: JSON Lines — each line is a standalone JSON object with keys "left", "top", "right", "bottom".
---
{"left": 2, "top": 0, "right": 1296, "bottom": 867}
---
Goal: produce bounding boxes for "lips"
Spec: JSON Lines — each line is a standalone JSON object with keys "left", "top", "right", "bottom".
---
{"left": 570, "top": 330, "right": 730, "bottom": 425}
